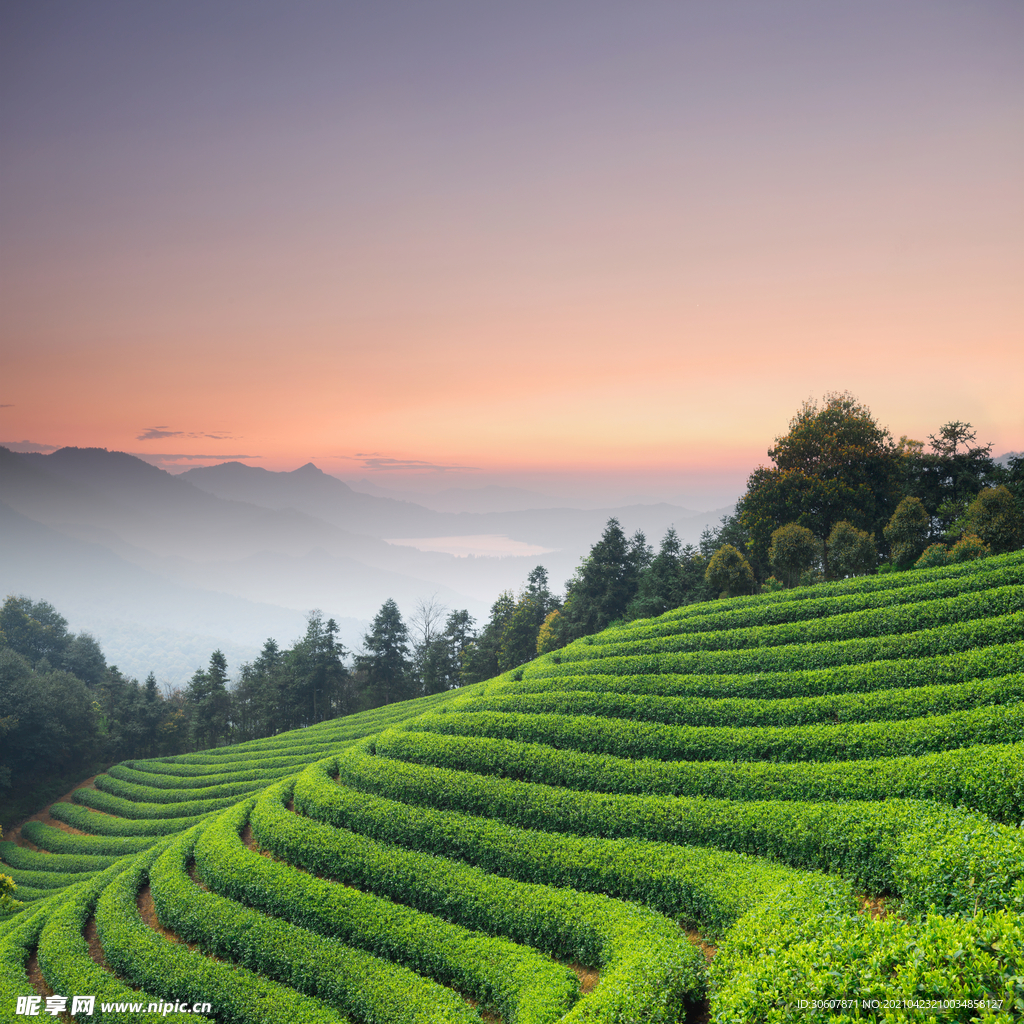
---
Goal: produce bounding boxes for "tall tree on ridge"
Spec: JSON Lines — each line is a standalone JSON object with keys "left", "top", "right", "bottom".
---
{"left": 357, "top": 599, "right": 413, "bottom": 707}
{"left": 740, "top": 393, "right": 902, "bottom": 577}
{"left": 561, "top": 519, "right": 651, "bottom": 640}
{"left": 288, "top": 611, "right": 350, "bottom": 725}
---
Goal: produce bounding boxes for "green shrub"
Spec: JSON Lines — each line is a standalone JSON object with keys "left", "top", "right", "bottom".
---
{"left": 154, "top": 822, "right": 484, "bottom": 1024}
{"left": 330, "top": 743, "right": 1024, "bottom": 915}
{"left": 561, "top": 586, "right": 1024, "bottom": 661}
{"left": 524, "top": 613, "right": 1023, "bottom": 680}
{"left": 498, "top": 642, "right": 1024, "bottom": 700}
{"left": 19, "top": 822, "right": 158, "bottom": 856}
{"left": 950, "top": 533, "right": 991, "bottom": 563}
{"left": 709, "top": 898, "right": 1024, "bottom": 1023}
{"left": 0, "top": 843, "right": 119, "bottom": 874}
{"left": 916, "top": 542, "right": 950, "bottom": 568}
{"left": 72, "top": 786, "right": 242, "bottom": 819}
{"left": 95, "top": 844, "right": 344, "bottom": 1024}
{"left": 94, "top": 772, "right": 269, "bottom": 804}
{"left": 373, "top": 729, "right": 1024, "bottom": 823}
{"left": 0, "top": 901, "right": 52, "bottom": 1015}
{"left": 49, "top": 801, "right": 205, "bottom": 835}
{"left": 449, "top": 672, "right": 1024, "bottom": 728}
{"left": 406, "top": 698, "right": 1024, "bottom": 764}
{"left": 289, "top": 761, "right": 827, "bottom": 943}
{"left": 107, "top": 762, "right": 304, "bottom": 788}
{"left": 198, "top": 797, "right": 582, "bottom": 1023}
{"left": 36, "top": 851, "right": 206, "bottom": 1023}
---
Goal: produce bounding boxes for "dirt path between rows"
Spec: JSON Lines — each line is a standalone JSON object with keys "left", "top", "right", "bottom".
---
{"left": 5, "top": 776, "right": 101, "bottom": 850}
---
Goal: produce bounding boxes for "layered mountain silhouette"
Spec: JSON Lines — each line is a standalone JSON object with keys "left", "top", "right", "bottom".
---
{"left": 1, "top": 446, "right": 730, "bottom": 684}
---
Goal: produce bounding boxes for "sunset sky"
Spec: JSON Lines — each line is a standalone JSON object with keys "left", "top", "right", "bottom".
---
{"left": 2, "top": 1, "right": 1022, "bottom": 508}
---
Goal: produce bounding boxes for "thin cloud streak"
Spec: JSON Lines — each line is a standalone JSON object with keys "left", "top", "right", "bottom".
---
{"left": 129, "top": 452, "right": 261, "bottom": 461}
{"left": 130, "top": 451, "right": 263, "bottom": 473}
{"left": 345, "top": 454, "right": 480, "bottom": 472}
{"left": 1, "top": 439, "right": 60, "bottom": 453}
{"left": 137, "top": 427, "right": 237, "bottom": 441}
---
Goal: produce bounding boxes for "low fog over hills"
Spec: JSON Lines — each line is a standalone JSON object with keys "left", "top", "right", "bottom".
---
{"left": 0, "top": 446, "right": 731, "bottom": 684}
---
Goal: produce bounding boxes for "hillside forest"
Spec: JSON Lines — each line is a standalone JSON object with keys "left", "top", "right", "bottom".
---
{"left": 2, "top": 394, "right": 1022, "bottom": 828}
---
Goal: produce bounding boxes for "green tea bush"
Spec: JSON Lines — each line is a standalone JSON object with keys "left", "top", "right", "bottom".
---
{"left": 35, "top": 853, "right": 206, "bottom": 1023}
{"left": 107, "top": 762, "right": 304, "bottom": 788}
{"left": 153, "top": 823, "right": 485, "bottom": 1024}
{"left": 656, "top": 549, "right": 1024, "bottom": 621}
{"left": 95, "top": 844, "right": 345, "bottom": 1024}
{"left": 709, "top": 893, "right": 1024, "bottom": 1022}
{"left": 500, "top": 642, "right": 1024, "bottom": 699}
{"left": 601, "top": 561, "right": 1024, "bottom": 641}
{"left": 291, "top": 758, "right": 845, "bottom": 941}
{"left": 121, "top": 753, "right": 318, "bottom": 777}
{"left": 448, "top": 672, "right": 1024, "bottom": 727}
{"left": 19, "top": 822, "right": 158, "bottom": 856}
{"left": 49, "top": 801, "right": 204, "bottom": 835}
{"left": 198, "top": 796, "right": 582, "bottom": 1023}
{"left": 373, "top": 729, "right": 1024, "bottom": 823}
{"left": 0, "top": 901, "right": 52, "bottom": 1013}
{"left": 5, "top": 546, "right": 1021, "bottom": 1024}
{"left": 525, "top": 613, "right": 1023, "bottom": 679}
{"left": 247, "top": 786, "right": 708, "bottom": 1024}
{"left": 72, "top": 786, "right": 242, "bottom": 819}
{"left": 566, "top": 586, "right": 1024, "bottom": 661}
{"left": 330, "top": 744, "right": 1024, "bottom": 913}
{"left": 0, "top": 866, "right": 99, "bottom": 891}
{"left": 94, "top": 772, "right": 270, "bottom": 804}
{"left": 404, "top": 699, "right": 1024, "bottom": 763}
{"left": 0, "top": 843, "right": 119, "bottom": 873}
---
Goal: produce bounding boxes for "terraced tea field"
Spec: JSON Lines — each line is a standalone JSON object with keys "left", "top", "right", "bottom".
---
{"left": 3, "top": 552, "right": 1023, "bottom": 1022}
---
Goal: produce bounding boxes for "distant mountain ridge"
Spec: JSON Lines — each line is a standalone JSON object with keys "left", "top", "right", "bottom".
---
{"left": 180, "top": 460, "right": 451, "bottom": 537}
{"left": 1, "top": 446, "right": 733, "bottom": 683}
{"left": 180, "top": 458, "right": 720, "bottom": 548}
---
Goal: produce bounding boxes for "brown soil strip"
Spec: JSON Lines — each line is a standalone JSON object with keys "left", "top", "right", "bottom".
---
{"left": 137, "top": 882, "right": 187, "bottom": 946}
{"left": 241, "top": 823, "right": 258, "bottom": 850}
{"left": 27, "top": 948, "right": 53, "bottom": 996}
{"left": 461, "top": 994, "right": 501, "bottom": 1023}
{"left": 241, "top": 821, "right": 314, "bottom": 876}
{"left": 858, "top": 894, "right": 892, "bottom": 919}
{"left": 6, "top": 776, "right": 102, "bottom": 848}
{"left": 567, "top": 962, "right": 600, "bottom": 995}
{"left": 83, "top": 916, "right": 108, "bottom": 967}
{"left": 187, "top": 862, "right": 211, "bottom": 892}
{"left": 683, "top": 928, "right": 718, "bottom": 961}
{"left": 680, "top": 929, "right": 715, "bottom": 1024}
{"left": 25, "top": 948, "right": 75, "bottom": 1022}
{"left": 242, "top": 822, "right": 285, "bottom": 861}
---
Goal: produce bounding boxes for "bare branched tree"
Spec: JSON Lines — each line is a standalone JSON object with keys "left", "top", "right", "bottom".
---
{"left": 409, "top": 594, "right": 448, "bottom": 684}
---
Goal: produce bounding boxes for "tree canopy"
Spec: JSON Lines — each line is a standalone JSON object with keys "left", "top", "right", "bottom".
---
{"left": 560, "top": 519, "right": 651, "bottom": 641}
{"left": 740, "top": 393, "right": 902, "bottom": 576}
{"left": 356, "top": 599, "right": 414, "bottom": 706}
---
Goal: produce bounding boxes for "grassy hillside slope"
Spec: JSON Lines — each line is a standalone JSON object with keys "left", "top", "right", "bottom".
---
{"left": 2, "top": 553, "right": 1023, "bottom": 1022}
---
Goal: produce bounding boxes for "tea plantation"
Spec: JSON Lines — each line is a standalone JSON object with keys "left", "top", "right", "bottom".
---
{"left": 2, "top": 553, "right": 1023, "bottom": 1022}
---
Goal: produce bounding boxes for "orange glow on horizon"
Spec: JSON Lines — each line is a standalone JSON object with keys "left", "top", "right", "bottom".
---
{"left": 2, "top": 4, "right": 1021, "bottom": 501}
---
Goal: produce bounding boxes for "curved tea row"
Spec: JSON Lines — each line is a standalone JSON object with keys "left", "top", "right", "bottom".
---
{"left": 2, "top": 552, "right": 1023, "bottom": 1022}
